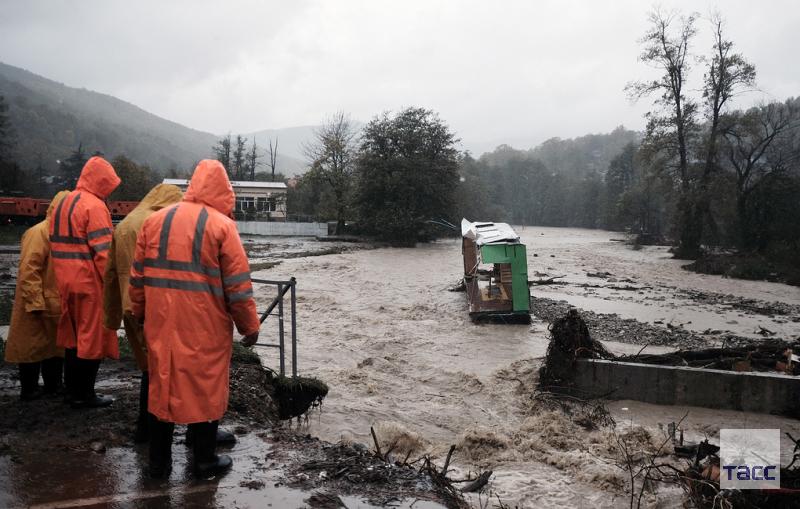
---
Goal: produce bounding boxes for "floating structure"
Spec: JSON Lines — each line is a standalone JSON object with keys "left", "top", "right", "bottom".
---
{"left": 461, "top": 219, "right": 530, "bottom": 322}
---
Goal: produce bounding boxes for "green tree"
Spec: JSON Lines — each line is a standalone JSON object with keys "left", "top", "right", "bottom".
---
{"left": 59, "top": 143, "right": 88, "bottom": 188}
{"left": 213, "top": 134, "right": 232, "bottom": 174}
{"left": 355, "top": 107, "right": 459, "bottom": 244}
{"left": 0, "top": 95, "right": 14, "bottom": 163}
{"left": 109, "top": 155, "right": 160, "bottom": 201}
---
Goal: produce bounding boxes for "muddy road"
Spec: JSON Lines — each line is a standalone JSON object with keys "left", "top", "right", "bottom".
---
{"left": 250, "top": 227, "right": 800, "bottom": 507}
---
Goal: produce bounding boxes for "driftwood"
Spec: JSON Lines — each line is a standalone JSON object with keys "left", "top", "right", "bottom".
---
{"left": 620, "top": 340, "right": 799, "bottom": 375}
{"left": 461, "top": 471, "right": 493, "bottom": 493}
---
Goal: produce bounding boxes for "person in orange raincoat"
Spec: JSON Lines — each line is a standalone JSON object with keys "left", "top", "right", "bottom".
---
{"left": 4, "top": 191, "right": 69, "bottom": 400}
{"left": 49, "top": 156, "right": 121, "bottom": 408}
{"left": 130, "top": 160, "right": 259, "bottom": 479}
{"left": 103, "top": 183, "right": 182, "bottom": 440}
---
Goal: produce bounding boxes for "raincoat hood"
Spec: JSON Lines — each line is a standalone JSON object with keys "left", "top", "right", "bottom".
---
{"left": 46, "top": 190, "right": 70, "bottom": 219}
{"left": 75, "top": 156, "right": 121, "bottom": 199}
{"left": 132, "top": 184, "right": 183, "bottom": 214}
{"left": 183, "top": 159, "right": 235, "bottom": 215}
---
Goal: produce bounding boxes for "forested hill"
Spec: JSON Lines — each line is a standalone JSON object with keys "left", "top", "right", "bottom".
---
{"left": 481, "top": 126, "right": 640, "bottom": 177}
{"left": 0, "top": 62, "right": 306, "bottom": 175}
{"left": 0, "top": 61, "right": 219, "bottom": 173}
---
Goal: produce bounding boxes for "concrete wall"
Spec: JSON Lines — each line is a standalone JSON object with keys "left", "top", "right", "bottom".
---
{"left": 572, "top": 359, "right": 800, "bottom": 417}
{"left": 236, "top": 221, "right": 328, "bottom": 237}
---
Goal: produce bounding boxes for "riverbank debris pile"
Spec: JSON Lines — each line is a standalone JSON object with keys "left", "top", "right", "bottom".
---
{"left": 539, "top": 308, "right": 800, "bottom": 390}
{"left": 461, "top": 218, "right": 530, "bottom": 323}
{"left": 538, "top": 308, "right": 614, "bottom": 390}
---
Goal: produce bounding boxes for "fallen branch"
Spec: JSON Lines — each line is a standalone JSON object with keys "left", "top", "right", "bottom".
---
{"left": 461, "top": 471, "right": 492, "bottom": 493}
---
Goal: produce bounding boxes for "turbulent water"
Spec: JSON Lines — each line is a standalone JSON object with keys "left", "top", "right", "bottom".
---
{"left": 250, "top": 227, "right": 800, "bottom": 507}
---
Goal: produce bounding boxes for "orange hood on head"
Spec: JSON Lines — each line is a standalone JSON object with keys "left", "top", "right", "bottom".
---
{"left": 76, "top": 156, "right": 121, "bottom": 199}
{"left": 183, "top": 160, "right": 235, "bottom": 216}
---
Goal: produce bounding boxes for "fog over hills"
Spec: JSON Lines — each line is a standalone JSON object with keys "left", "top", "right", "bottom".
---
{"left": 0, "top": 62, "right": 307, "bottom": 176}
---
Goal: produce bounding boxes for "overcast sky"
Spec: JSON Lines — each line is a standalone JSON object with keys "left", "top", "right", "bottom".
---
{"left": 1, "top": 0, "right": 798, "bottom": 153}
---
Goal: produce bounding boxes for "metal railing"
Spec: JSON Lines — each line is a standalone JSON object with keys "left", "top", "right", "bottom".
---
{"left": 250, "top": 277, "right": 297, "bottom": 378}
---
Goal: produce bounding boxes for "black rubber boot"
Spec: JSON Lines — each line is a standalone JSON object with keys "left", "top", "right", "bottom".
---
{"left": 41, "top": 356, "right": 64, "bottom": 395}
{"left": 18, "top": 362, "right": 42, "bottom": 401}
{"left": 147, "top": 415, "right": 174, "bottom": 479}
{"left": 134, "top": 372, "right": 150, "bottom": 444}
{"left": 191, "top": 421, "right": 232, "bottom": 478}
{"left": 63, "top": 349, "right": 78, "bottom": 404}
{"left": 185, "top": 427, "right": 237, "bottom": 446}
{"left": 70, "top": 357, "right": 113, "bottom": 409}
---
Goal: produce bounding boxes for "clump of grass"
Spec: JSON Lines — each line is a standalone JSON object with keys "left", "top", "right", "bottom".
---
{"left": 232, "top": 342, "right": 262, "bottom": 365}
{"left": 273, "top": 375, "right": 329, "bottom": 420}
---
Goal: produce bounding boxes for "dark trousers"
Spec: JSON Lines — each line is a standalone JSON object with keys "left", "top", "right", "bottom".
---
{"left": 149, "top": 416, "right": 219, "bottom": 469}
{"left": 18, "top": 357, "right": 64, "bottom": 397}
{"left": 64, "top": 348, "right": 101, "bottom": 401}
{"left": 136, "top": 372, "right": 149, "bottom": 435}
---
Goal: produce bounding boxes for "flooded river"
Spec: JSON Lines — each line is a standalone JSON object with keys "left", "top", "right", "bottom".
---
{"left": 252, "top": 227, "right": 800, "bottom": 507}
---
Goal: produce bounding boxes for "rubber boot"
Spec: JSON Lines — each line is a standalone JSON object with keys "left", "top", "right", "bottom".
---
{"left": 18, "top": 362, "right": 42, "bottom": 401}
{"left": 134, "top": 372, "right": 149, "bottom": 444}
{"left": 185, "top": 426, "right": 236, "bottom": 446}
{"left": 191, "top": 421, "right": 232, "bottom": 478}
{"left": 71, "top": 357, "right": 113, "bottom": 409}
{"left": 41, "top": 356, "right": 64, "bottom": 396}
{"left": 63, "top": 348, "right": 78, "bottom": 404}
{"left": 147, "top": 415, "right": 174, "bottom": 479}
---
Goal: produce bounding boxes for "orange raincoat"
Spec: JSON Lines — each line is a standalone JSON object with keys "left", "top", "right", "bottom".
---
{"left": 4, "top": 191, "right": 69, "bottom": 364}
{"left": 103, "top": 184, "right": 183, "bottom": 371}
{"left": 49, "top": 156, "right": 121, "bottom": 360}
{"left": 130, "top": 160, "right": 259, "bottom": 424}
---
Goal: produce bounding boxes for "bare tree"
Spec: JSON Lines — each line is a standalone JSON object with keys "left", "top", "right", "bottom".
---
{"left": 627, "top": 9, "right": 699, "bottom": 257}
{"left": 267, "top": 137, "right": 278, "bottom": 182}
{"left": 232, "top": 134, "right": 247, "bottom": 180}
{"left": 213, "top": 133, "right": 232, "bottom": 174}
{"left": 246, "top": 137, "right": 260, "bottom": 180}
{"left": 304, "top": 112, "right": 358, "bottom": 235}
{"left": 694, "top": 12, "right": 757, "bottom": 245}
{"left": 723, "top": 101, "right": 800, "bottom": 249}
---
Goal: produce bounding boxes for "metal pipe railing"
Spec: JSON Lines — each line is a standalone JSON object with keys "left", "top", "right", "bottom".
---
{"left": 250, "top": 277, "right": 297, "bottom": 377}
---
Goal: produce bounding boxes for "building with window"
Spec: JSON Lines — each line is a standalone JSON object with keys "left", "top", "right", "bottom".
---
{"left": 162, "top": 178, "right": 288, "bottom": 220}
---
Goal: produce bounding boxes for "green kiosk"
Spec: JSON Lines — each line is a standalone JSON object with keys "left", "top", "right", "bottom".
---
{"left": 461, "top": 219, "right": 530, "bottom": 322}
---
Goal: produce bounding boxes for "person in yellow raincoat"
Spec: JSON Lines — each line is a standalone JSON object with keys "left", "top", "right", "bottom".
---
{"left": 103, "top": 184, "right": 182, "bottom": 441}
{"left": 4, "top": 191, "right": 69, "bottom": 400}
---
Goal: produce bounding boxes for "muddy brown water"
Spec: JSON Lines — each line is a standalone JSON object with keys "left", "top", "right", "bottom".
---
{"left": 250, "top": 227, "right": 800, "bottom": 507}
{"left": 2, "top": 228, "right": 800, "bottom": 507}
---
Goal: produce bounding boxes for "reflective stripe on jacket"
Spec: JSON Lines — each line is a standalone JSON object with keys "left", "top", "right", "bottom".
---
{"left": 49, "top": 156, "right": 121, "bottom": 360}
{"left": 4, "top": 191, "right": 69, "bottom": 363}
{"left": 103, "top": 184, "right": 183, "bottom": 370}
{"left": 130, "top": 159, "right": 259, "bottom": 424}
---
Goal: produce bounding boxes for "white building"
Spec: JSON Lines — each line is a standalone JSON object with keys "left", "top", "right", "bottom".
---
{"left": 163, "top": 178, "right": 288, "bottom": 220}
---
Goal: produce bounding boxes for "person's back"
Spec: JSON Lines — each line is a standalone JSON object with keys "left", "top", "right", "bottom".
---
{"left": 5, "top": 191, "right": 69, "bottom": 400}
{"left": 130, "top": 159, "right": 259, "bottom": 478}
{"left": 49, "top": 156, "right": 120, "bottom": 408}
{"left": 103, "top": 183, "right": 182, "bottom": 442}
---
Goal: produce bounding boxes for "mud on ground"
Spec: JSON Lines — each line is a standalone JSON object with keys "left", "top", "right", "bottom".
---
{"left": 0, "top": 354, "right": 461, "bottom": 508}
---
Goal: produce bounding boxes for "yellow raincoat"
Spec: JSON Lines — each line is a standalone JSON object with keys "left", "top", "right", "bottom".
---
{"left": 103, "top": 184, "right": 183, "bottom": 370}
{"left": 4, "top": 191, "right": 69, "bottom": 364}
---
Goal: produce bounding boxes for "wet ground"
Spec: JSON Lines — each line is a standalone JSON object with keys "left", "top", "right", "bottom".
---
{"left": 2, "top": 228, "right": 800, "bottom": 507}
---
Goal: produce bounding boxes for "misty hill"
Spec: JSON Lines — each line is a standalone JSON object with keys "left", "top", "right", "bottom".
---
{"left": 0, "top": 62, "right": 307, "bottom": 175}
{"left": 480, "top": 126, "right": 640, "bottom": 176}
